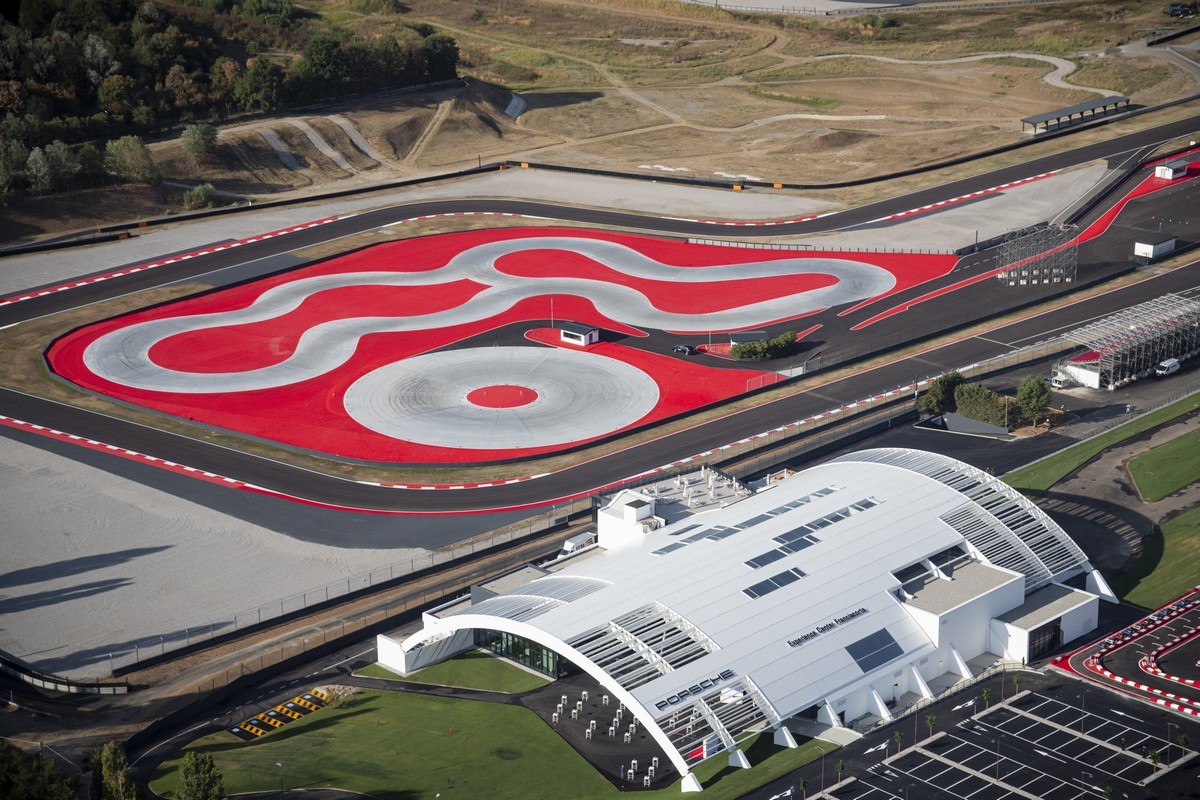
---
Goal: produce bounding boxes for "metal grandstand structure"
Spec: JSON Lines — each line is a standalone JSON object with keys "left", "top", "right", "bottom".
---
{"left": 994, "top": 224, "right": 1078, "bottom": 286}
{"left": 1054, "top": 293, "right": 1200, "bottom": 390}
{"left": 831, "top": 449, "right": 1091, "bottom": 590}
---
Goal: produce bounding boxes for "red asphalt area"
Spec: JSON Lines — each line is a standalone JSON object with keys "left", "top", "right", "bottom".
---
{"left": 846, "top": 163, "right": 1199, "bottom": 331}
{"left": 49, "top": 227, "right": 946, "bottom": 464}
{"left": 1054, "top": 590, "right": 1200, "bottom": 718}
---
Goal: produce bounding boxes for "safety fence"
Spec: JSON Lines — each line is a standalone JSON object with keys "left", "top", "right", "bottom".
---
{"left": 0, "top": 652, "right": 127, "bottom": 695}
{"left": 96, "top": 504, "right": 584, "bottom": 677}
{"left": 862, "top": 662, "right": 1040, "bottom": 737}
{"left": 690, "top": 237, "right": 954, "bottom": 255}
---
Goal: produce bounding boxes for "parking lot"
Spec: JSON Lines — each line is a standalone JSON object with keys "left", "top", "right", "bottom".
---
{"left": 823, "top": 681, "right": 1198, "bottom": 800}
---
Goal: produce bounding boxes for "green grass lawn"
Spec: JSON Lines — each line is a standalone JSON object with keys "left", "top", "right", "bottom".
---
{"left": 1112, "top": 506, "right": 1200, "bottom": 609}
{"left": 1003, "top": 393, "right": 1200, "bottom": 497}
{"left": 1126, "top": 427, "right": 1200, "bottom": 502}
{"left": 356, "top": 650, "right": 550, "bottom": 693}
{"left": 150, "top": 690, "right": 832, "bottom": 800}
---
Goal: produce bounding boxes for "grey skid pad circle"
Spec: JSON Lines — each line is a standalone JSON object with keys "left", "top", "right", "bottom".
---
{"left": 343, "top": 346, "right": 661, "bottom": 449}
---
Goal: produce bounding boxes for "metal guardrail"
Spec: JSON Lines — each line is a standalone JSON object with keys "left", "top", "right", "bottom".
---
{"left": 0, "top": 653, "right": 127, "bottom": 695}
{"left": 690, "top": 237, "right": 953, "bottom": 254}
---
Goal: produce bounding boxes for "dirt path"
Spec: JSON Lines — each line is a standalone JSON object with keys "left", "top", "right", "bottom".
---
{"left": 404, "top": 97, "right": 455, "bottom": 163}
{"left": 811, "top": 52, "right": 1114, "bottom": 97}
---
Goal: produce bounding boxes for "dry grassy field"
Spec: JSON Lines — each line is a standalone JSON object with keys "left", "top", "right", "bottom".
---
{"left": 3, "top": 0, "right": 1198, "bottom": 237}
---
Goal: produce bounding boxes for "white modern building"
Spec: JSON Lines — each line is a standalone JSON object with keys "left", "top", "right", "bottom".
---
{"left": 377, "top": 449, "right": 1110, "bottom": 789}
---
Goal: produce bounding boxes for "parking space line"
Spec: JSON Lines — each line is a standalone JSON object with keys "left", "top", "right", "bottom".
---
{"left": 909, "top": 745, "right": 1040, "bottom": 800}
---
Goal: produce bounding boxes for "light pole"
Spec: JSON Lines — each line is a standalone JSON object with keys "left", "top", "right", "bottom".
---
{"left": 993, "top": 739, "right": 1000, "bottom": 781}
{"left": 1168, "top": 721, "right": 1177, "bottom": 756}
{"left": 1080, "top": 691, "right": 1086, "bottom": 734}
{"left": 276, "top": 761, "right": 283, "bottom": 797}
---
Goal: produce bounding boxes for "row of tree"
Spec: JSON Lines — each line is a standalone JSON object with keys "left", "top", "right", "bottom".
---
{"left": 918, "top": 370, "right": 1052, "bottom": 429}
{"left": 731, "top": 330, "right": 798, "bottom": 360}
{"left": 0, "top": 738, "right": 227, "bottom": 800}
{"left": 1, "top": 0, "right": 459, "bottom": 203}
{"left": 2, "top": 3, "right": 459, "bottom": 146}
{"left": 0, "top": 133, "right": 158, "bottom": 198}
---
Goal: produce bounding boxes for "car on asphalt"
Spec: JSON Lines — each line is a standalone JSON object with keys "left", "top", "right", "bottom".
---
{"left": 673, "top": 344, "right": 696, "bottom": 355}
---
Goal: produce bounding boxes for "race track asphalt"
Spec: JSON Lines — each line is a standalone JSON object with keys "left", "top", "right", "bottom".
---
{"left": 2, "top": 114, "right": 1199, "bottom": 513}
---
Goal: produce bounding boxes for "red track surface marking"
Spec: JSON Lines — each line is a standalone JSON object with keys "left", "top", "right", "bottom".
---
{"left": 52, "top": 228, "right": 918, "bottom": 463}
{"left": 865, "top": 171, "right": 1059, "bottom": 224}
{"left": 0, "top": 217, "right": 339, "bottom": 308}
{"left": 851, "top": 169, "right": 1188, "bottom": 330}
{"left": 495, "top": 250, "right": 839, "bottom": 314}
{"left": 466, "top": 385, "right": 538, "bottom": 408}
{"left": 795, "top": 323, "right": 822, "bottom": 340}
{"left": 1051, "top": 591, "right": 1200, "bottom": 717}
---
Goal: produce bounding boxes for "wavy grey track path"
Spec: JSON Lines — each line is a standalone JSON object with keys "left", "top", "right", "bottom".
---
{"left": 813, "top": 52, "right": 1114, "bottom": 96}
{"left": 82, "top": 238, "right": 892, "bottom": 393}
{"left": 1, "top": 116, "right": 1199, "bottom": 513}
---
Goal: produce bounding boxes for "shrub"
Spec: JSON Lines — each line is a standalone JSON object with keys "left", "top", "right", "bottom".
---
{"left": 731, "top": 330, "right": 796, "bottom": 360}
{"left": 182, "top": 182, "right": 216, "bottom": 209}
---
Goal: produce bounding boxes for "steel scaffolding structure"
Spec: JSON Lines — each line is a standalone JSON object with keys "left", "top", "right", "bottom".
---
{"left": 1054, "top": 293, "right": 1200, "bottom": 390}
{"left": 995, "top": 224, "right": 1078, "bottom": 286}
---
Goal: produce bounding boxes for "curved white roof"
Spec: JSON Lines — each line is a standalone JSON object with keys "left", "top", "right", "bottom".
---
{"left": 402, "top": 448, "right": 1091, "bottom": 775}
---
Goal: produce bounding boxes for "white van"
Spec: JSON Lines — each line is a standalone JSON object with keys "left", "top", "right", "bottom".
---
{"left": 1155, "top": 358, "right": 1181, "bottom": 377}
{"left": 557, "top": 531, "right": 596, "bottom": 559}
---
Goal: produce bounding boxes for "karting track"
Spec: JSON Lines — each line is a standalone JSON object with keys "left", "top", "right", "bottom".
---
{"left": 50, "top": 229, "right": 950, "bottom": 463}
{"left": 2, "top": 114, "right": 1200, "bottom": 512}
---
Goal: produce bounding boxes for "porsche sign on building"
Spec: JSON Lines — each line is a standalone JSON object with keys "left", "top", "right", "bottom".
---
{"left": 377, "top": 449, "right": 1108, "bottom": 789}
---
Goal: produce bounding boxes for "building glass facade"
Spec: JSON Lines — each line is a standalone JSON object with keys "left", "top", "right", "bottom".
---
{"left": 475, "top": 629, "right": 570, "bottom": 678}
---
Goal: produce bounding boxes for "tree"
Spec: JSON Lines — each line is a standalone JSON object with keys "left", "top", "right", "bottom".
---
{"left": 1149, "top": 748, "right": 1160, "bottom": 769}
{"left": 233, "top": 56, "right": 284, "bottom": 112}
{"left": 1016, "top": 374, "right": 1051, "bottom": 426}
{"left": 77, "top": 142, "right": 105, "bottom": 180}
{"left": 834, "top": 759, "right": 845, "bottom": 785}
{"left": 105, "top": 135, "right": 159, "bottom": 183}
{"left": 98, "top": 741, "right": 136, "bottom": 800}
{"left": 1012, "top": 673, "right": 1023, "bottom": 695}
{"left": 1178, "top": 733, "right": 1189, "bottom": 749}
{"left": 98, "top": 74, "right": 138, "bottom": 116}
{"left": 0, "top": 137, "right": 28, "bottom": 187}
{"left": 0, "top": 740, "right": 76, "bottom": 800}
{"left": 43, "top": 139, "right": 79, "bottom": 187}
{"left": 953, "top": 383, "right": 1006, "bottom": 427}
{"left": 421, "top": 32, "right": 459, "bottom": 80}
{"left": 982, "top": 687, "right": 992, "bottom": 709}
{"left": 299, "top": 34, "right": 349, "bottom": 95}
{"left": 926, "top": 713, "right": 937, "bottom": 738}
{"left": 917, "top": 369, "right": 963, "bottom": 416}
{"left": 181, "top": 123, "right": 217, "bottom": 163}
{"left": 25, "top": 145, "right": 51, "bottom": 193}
{"left": 893, "top": 730, "right": 903, "bottom": 752}
{"left": 176, "top": 751, "right": 225, "bottom": 800}
{"left": 797, "top": 777, "right": 807, "bottom": 799}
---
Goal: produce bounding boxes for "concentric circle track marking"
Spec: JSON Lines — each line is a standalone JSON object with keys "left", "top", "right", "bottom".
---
{"left": 80, "top": 235, "right": 895, "bottom": 394}
{"left": 343, "top": 346, "right": 660, "bottom": 449}
{"left": 466, "top": 385, "right": 539, "bottom": 409}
